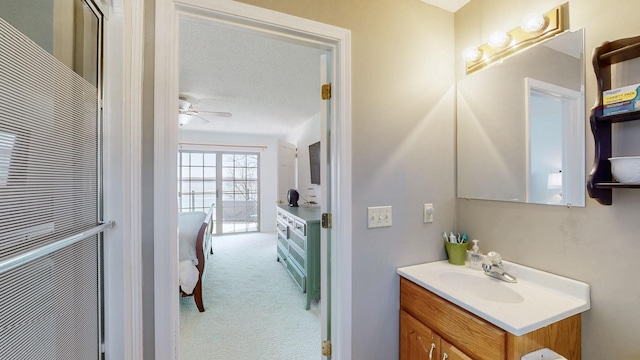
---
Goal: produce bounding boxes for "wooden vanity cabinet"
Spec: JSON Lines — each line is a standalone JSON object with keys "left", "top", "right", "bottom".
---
{"left": 400, "top": 277, "right": 581, "bottom": 360}
{"left": 401, "top": 309, "right": 473, "bottom": 360}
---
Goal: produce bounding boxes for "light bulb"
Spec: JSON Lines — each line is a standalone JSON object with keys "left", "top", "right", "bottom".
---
{"left": 462, "top": 47, "right": 481, "bottom": 62}
{"left": 522, "top": 13, "right": 546, "bottom": 33}
{"left": 488, "top": 32, "right": 511, "bottom": 48}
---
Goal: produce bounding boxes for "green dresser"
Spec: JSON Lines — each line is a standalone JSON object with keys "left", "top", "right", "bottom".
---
{"left": 276, "top": 205, "right": 321, "bottom": 310}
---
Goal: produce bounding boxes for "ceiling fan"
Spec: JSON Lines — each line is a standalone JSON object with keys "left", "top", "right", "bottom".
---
{"left": 178, "top": 97, "right": 232, "bottom": 126}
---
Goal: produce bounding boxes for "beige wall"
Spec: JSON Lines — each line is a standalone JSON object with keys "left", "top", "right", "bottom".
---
{"left": 236, "top": 0, "right": 456, "bottom": 358}
{"left": 202, "top": 0, "right": 640, "bottom": 358}
{"left": 456, "top": 1, "right": 640, "bottom": 359}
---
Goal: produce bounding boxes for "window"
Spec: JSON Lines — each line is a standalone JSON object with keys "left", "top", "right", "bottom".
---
{"left": 179, "top": 151, "right": 259, "bottom": 234}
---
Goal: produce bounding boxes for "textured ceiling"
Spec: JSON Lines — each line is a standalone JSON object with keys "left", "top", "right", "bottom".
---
{"left": 420, "top": 0, "right": 470, "bottom": 12}
{"left": 178, "top": 17, "right": 328, "bottom": 137}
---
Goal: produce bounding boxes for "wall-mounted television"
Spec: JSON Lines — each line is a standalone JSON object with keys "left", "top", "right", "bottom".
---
{"left": 309, "top": 141, "right": 320, "bottom": 185}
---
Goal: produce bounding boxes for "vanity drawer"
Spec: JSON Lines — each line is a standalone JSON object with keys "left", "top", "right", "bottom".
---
{"left": 400, "top": 278, "right": 507, "bottom": 360}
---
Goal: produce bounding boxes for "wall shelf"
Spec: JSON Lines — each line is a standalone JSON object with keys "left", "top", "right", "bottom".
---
{"left": 587, "top": 34, "right": 640, "bottom": 205}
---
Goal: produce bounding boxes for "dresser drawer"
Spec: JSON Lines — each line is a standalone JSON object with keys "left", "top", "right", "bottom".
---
{"left": 286, "top": 259, "right": 306, "bottom": 292}
{"left": 287, "top": 243, "right": 306, "bottom": 272}
{"left": 276, "top": 243, "right": 287, "bottom": 266}
{"left": 276, "top": 220, "right": 288, "bottom": 237}
{"left": 289, "top": 230, "right": 306, "bottom": 252}
{"left": 277, "top": 232, "right": 288, "bottom": 250}
{"left": 292, "top": 220, "right": 306, "bottom": 237}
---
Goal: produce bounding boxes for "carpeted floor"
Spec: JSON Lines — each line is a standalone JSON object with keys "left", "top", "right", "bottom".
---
{"left": 179, "top": 232, "right": 321, "bottom": 360}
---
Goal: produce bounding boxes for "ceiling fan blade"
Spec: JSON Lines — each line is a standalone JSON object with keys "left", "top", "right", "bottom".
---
{"left": 198, "top": 111, "right": 232, "bottom": 118}
{"left": 193, "top": 114, "right": 210, "bottom": 123}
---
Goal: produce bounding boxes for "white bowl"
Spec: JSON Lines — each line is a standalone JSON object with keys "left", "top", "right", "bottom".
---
{"left": 609, "top": 156, "right": 640, "bottom": 184}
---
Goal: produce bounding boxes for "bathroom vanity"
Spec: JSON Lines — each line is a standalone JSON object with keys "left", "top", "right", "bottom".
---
{"left": 398, "top": 261, "right": 590, "bottom": 360}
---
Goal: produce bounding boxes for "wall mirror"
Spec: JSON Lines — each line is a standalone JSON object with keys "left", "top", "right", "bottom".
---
{"left": 457, "top": 29, "right": 585, "bottom": 207}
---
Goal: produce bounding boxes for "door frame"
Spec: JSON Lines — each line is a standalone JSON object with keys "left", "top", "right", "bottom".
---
{"left": 101, "top": 0, "right": 145, "bottom": 358}
{"left": 154, "top": 0, "right": 352, "bottom": 359}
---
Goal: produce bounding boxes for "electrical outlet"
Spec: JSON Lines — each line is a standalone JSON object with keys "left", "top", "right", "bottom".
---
{"left": 424, "top": 203, "right": 434, "bottom": 223}
{"left": 368, "top": 206, "right": 392, "bottom": 228}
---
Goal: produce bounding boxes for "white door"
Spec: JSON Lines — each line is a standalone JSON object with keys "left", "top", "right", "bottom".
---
{"left": 320, "top": 53, "right": 333, "bottom": 359}
{"left": 277, "top": 140, "right": 297, "bottom": 204}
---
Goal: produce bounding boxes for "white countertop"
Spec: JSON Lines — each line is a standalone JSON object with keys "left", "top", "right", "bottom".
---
{"left": 397, "top": 260, "right": 590, "bottom": 336}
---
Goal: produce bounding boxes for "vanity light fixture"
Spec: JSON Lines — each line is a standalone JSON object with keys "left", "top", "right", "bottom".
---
{"left": 464, "top": 5, "right": 566, "bottom": 74}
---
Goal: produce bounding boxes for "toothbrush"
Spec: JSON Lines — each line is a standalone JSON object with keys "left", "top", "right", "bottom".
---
{"left": 442, "top": 232, "right": 449, "bottom": 242}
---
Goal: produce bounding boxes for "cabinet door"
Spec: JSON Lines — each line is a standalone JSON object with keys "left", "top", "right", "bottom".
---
{"left": 400, "top": 310, "right": 439, "bottom": 360}
{"left": 440, "top": 339, "right": 473, "bottom": 360}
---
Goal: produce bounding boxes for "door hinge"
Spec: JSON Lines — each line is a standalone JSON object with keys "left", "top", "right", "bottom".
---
{"left": 321, "top": 83, "right": 332, "bottom": 100}
{"left": 322, "top": 340, "right": 332, "bottom": 357}
{"left": 321, "top": 213, "right": 332, "bottom": 229}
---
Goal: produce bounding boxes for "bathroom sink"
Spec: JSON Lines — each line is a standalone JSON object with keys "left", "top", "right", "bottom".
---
{"left": 438, "top": 271, "right": 524, "bottom": 304}
{"left": 397, "top": 260, "right": 590, "bottom": 336}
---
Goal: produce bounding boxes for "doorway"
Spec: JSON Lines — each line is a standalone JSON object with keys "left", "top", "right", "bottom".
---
{"left": 154, "top": 2, "right": 352, "bottom": 359}
{"left": 525, "top": 77, "right": 585, "bottom": 206}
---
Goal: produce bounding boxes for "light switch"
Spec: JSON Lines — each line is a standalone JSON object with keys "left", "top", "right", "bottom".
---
{"left": 367, "top": 206, "right": 392, "bottom": 228}
{"left": 424, "top": 203, "right": 434, "bottom": 223}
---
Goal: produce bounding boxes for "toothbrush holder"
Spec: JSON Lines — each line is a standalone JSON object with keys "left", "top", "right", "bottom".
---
{"left": 444, "top": 241, "right": 468, "bottom": 266}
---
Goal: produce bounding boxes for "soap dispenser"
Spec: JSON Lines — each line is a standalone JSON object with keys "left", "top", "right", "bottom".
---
{"left": 468, "top": 239, "right": 483, "bottom": 270}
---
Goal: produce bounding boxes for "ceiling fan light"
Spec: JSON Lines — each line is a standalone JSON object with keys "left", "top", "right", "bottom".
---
{"left": 178, "top": 113, "right": 192, "bottom": 126}
{"left": 178, "top": 98, "right": 192, "bottom": 111}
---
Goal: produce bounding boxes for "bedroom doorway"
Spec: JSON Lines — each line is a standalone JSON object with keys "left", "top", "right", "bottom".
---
{"left": 154, "top": 2, "right": 352, "bottom": 359}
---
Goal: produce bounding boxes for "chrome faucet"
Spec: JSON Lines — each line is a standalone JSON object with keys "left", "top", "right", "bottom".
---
{"left": 482, "top": 251, "right": 517, "bottom": 283}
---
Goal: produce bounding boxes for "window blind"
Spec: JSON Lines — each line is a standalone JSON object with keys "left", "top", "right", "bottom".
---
{"left": 0, "top": 13, "right": 102, "bottom": 360}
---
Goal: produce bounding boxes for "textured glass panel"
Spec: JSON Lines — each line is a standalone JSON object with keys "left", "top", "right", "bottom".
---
{"left": 0, "top": 12, "right": 100, "bottom": 360}
{"left": 0, "top": 241, "right": 98, "bottom": 359}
